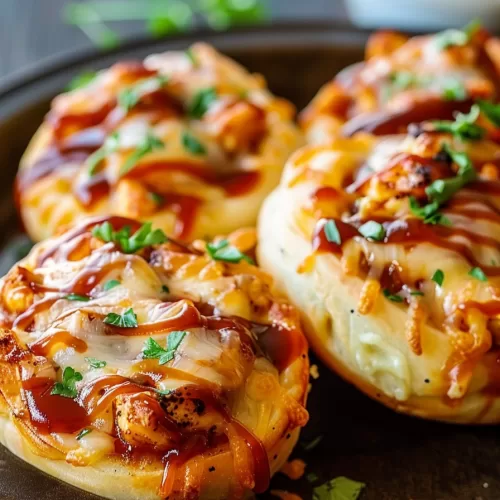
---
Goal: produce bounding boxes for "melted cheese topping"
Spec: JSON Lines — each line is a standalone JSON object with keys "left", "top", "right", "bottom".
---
{"left": 300, "top": 27, "right": 500, "bottom": 143}
{"left": 18, "top": 43, "right": 303, "bottom": 242}
{"left": 258, "top": 123, "right": 500, "bottom": 422}
{"left": 0, "top": 216, "right": 309, "bottom": 498}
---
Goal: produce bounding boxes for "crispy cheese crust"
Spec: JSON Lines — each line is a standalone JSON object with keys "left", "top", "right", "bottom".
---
{"left": 258, "top": 120, "right": 500, "bottom": 423}
{"left": 0, "top": 216, "right": 309, "bottom": 499}
{"left": 300, "top": 26, "right": 500, "bottom": 143}
{"left": 17, "top": 43, "right": 303, "bottom": 242}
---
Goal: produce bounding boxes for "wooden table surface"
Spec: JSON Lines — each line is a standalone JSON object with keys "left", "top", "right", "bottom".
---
{"left": 0, "top": 0, "right": 347, "bottom": 79}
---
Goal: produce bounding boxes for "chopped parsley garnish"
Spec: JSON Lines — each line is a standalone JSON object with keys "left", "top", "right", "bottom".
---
{"left": 149, "top": 192, "right": 164, "bottom": 205}
{"left": 301, "top": 435, "right": 324, "bottom": 452}
{"left": 103, "top": 308, "right": 138, "bottom": 328}
{"left": 142, "top": 331, "right": 187, "bottom": 365}
{"left": 408, "top": 197, "right": 451, "bottom": 226}
{"left": 434, "top": 29, "right": 469, "bottom": 51}
{"left": 324, "top": 220, "right": 341, "bottom": 245}
{"left": 181, "top": 131, "right": 207, "bottom": 155}
{"left": 161, "top": 285, "right": 170, "bottom": 293}
{"left": 206, "top": 239, "right": 254, "bottom": 264}
{"left": 410, "top": 290, "right": 425, "bottom": 297}
{"left": 389, "top": 70, "right": 417, "bottom": 91}
{"left": 120, "top": 131, "right": 165, "bottom": 176}
{"left": 431, "top": 269, "right": 445, "bottom": 286}
{"left": 65, "top": 293, "right": 90, "bottom": 302}
{"left": 51, "top": 366, "right": 83, "bottom": 399}
{"left": 469, "top": 267, "right": 487, "bottom": 282}
{"left": 432, "top": 105, "right": 485, "bottom": 141}
{"left": 92, "top": 221, "right": 168, "bottom": 253}
{"left": 358, "top": 221, "right": 385, "bottom": 241}
{"left": 383, "top": 289, "right": 403, "bottom": 303}
{"left": 118, "top": 75, "right": 169, "bottom": 112}
{"left": 477, "top": 100, "right": 500, "bottom": 127}
{"left": 442, "top": 80, "right": 467, "bottom": 101}
{"left": 103, "top": 279, "right": 120, "bottom": 291}
{"left": 76, "top": 428, "right": 92, "bottom": 440}
{"left": 87, "top": 132, "right": 120, "bottom": 176}
{"left": 313, "top": 476, "right": 365, "bottom": 500}
{"left": 188, "top": 87, "right": 217, "bottom": 119}
{"left": 307, "top": 472, "right": 320, "bottom": 483}
{"left": 66, "top": 71, "right": 97, "bottom": 91}
{"left": 85, "top": 357, "right": 107, "bottom": 369}
{"left": 185, "top": 48, "right": 197, "bottom": 66}
{"left": 425, "top": 144, "right": 476, "bottom": 206}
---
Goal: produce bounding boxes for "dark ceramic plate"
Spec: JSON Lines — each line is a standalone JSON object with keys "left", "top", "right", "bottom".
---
{"left": 0, "top": 22, "right": 498, "bottom": 500}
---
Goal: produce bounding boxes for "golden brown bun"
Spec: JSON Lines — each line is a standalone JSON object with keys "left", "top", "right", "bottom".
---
{"left": 300, "top": 26, "right": 500, "bottom": 143}
{"left": 0, "top": 216, "right": 309, "bottom": 498}
{"left": 18, "top": 43, "right": 303, "bottom": 242}
{"left": 258, "top": 124, "right": 500, "bottom": 423}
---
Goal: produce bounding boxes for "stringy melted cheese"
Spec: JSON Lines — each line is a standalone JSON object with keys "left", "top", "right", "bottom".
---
{"left": 18, "top": 43, "right": 303, "bottom": 242}
{"left": 0, "top": 216, "right": 309, "bottom": 498}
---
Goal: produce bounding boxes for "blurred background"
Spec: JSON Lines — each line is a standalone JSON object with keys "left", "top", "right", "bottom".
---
{"left": 2, "top": 0, "right": 500, "bottom": 80}
{"left": 0, "top": 0, "right": 347, "bottom": 78}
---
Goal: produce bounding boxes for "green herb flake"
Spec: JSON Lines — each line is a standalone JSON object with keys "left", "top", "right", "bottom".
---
{"left": 424, "top": 145, "right": 476, "bottom": 206}
{"left": 92, "top": 221, "right": 168, "bottom": 253}
{"left": 206, "top": 239, "right": 254, "bottom": 264}
{"left": 181, "top": 131, "right": 207, "bottom": 155}
{"left": 185, "top": 48, "right": 197, "bottom": 67}
{"left": 76, "top": 428, "right": 92, "bottom": 440}
{"left": 103, "top": 308, "right": 138, "bottom": 328}
{"left": 324, "top": 220, "right": 341, "bottom": 245}
{"left": 66, "top": 71, "right": 97, "bottom": 91}
{"left": 434, "top": 29, "right": 468, "bottom": 51}
{"left": 118, "top": 75, "right": 169, "bottom": 112}
{"left": 469, "top": 266, "right": 487, "bottom": 282}
{"left": 382, "top": 289, "right": 403, "bottom": 303}
{"left": 432, "top": 105, "right": 485, "bottom": 141}
{"left": 149, "top": 192, "right": 164, "bottom": 205}
{"left": 307, "top": 472, "right": 320, "bottom": 484}
{"left": 103, "top": 279, "right": 120, "bottom": 291}
{"left": 408, "top": 197, "right": 451, "bottom": 226}
{"left": 51, "top": 366, "right": 83, "bottom": 399}
{"left": 142, "top": 331, "right": 187, "bottom": 365}
{"left": 477, "top": 100, "right": 500, "bottom": 127}
{"left": 85, "top": 357, "right": 107, "bottom": 369}
{"left": 120, "top": 131, "right": 165, "bottom": 176}
{"left": 313, "top": 476, "right": 366, "bottom": 500}
{"left": 161, "top": 285, "right": 170, "bottom": 293}
{"left": 431, "top": 269, "right": 445, "bottom": 287}
{"left": 410, "top": 290, "right": 425, "bottom": 297}
{"left": 442, "top": 80, "right": 467, "bottom": 101}
{"left": 188, "top": 87, "right": 217, "bottom": 119}
{"left": 301, "top": 435, "right": 324, "bottom": 452}
{"left": 64, "top": 293, "right": 90, "bottom": 302}
{"left": 87, "top": 132, "right": 120, "bottom": 176}
{"left": 358, "top": 221, "right": 385, "bottom": 241}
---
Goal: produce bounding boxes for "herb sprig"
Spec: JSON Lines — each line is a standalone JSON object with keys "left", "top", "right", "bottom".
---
{"left": 206, "top": 239, "right": 254, "bottom": 264}
{"left": 142, "top": 331, "right": 187, "bottom": 365}
{"left": 103, "top": 308, "right": 138, "bottom": 328}
{"left": 51, "top": 366, "right": 83, "bottom": 399}
{"left": 120, "top": 131, "right": 165, "bottom": 176}
{"left": 92, "top": 221, "right": 168, "bottom": 253}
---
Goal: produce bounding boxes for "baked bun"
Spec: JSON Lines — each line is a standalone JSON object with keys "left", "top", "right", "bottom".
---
{"left": 258, "top": 109, "right": 500, "bottom": 423}
{"left": 0, "top": 216, "right": 309, "bottom": 499}
{"left": 301, "top": 24, "right": 500, "bottom": 143}
{"left": 17, "top": 43, "right": 303, "bottom": 242}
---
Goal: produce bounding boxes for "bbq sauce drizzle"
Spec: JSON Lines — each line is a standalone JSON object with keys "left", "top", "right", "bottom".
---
{"left": 2, "top": 216, "right": 307, "bottom": 496}
{"left": 16, "top": 62, "right": 262, "bottom": 240}
{"left": 308, "top": 147, "right": 500, "bottom": 399}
